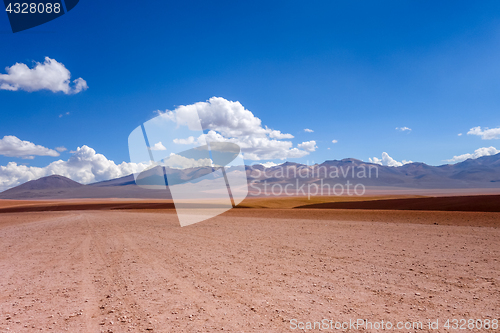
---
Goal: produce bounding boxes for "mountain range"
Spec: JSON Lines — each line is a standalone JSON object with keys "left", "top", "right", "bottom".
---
{"left": 1, "top": 153, "right": 499, "bottom": 199}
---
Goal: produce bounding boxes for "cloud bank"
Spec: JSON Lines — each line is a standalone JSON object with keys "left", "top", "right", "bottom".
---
{"left": 446, "top": 146, "right": 500, "bottom": 163}
{"left": 467, "top": 126, "right": 500, "bottom": 140}
{"left": 0, "top": 146, "right": 146, "bottom": 191}
{"left": 0, "top": 136, "right": 59, "bottom": 159}
{"left": 369, "top": 152, "right": 412, "bottom": 167}
{"left": 163, "top": 153, "right": 212, "bottom": 169}
{"left": 156, "top": 97, "right": 317, "bottom": 160}
{"left": 0, "top": 57, "right": 88, "bottom": 94}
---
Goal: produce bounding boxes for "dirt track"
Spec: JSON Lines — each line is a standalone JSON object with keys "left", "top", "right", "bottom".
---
{"left": 0, "top": 210, "right": 499, "bottom": 332}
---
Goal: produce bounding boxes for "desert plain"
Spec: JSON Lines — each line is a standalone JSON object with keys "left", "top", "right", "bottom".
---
{"left": 0, "top": 195, "right": 499, "bottom": 332}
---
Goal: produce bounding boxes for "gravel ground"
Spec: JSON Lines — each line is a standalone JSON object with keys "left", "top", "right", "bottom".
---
{"left": 0, "top": 210, "right": 498, "bottom": 332}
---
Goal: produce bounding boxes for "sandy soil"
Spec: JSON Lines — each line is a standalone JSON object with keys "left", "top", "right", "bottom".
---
{"left": 0, "top": 209, "right": 498, "bottom": 332}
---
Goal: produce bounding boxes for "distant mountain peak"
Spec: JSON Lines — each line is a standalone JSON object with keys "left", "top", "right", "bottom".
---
{"left": 2, "top": 174, "right": 83, "bottom": 193}
{"left": 340, "top": 158, "right": 363, "bottom": 163}
{"left": 279, "top": 161, "right": 300, "bottom": 167}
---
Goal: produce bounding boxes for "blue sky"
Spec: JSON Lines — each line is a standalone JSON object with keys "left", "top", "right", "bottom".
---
{"left": 1, "top": 0, "right": 500, "bottom": 187}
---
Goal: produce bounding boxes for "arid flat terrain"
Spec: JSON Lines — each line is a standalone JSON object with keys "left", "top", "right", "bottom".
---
{"left": 0, "top": 200, "right": 498, "bottom": 332}
{"left": 0, "top": 193, "right": 499, "bottom": 213}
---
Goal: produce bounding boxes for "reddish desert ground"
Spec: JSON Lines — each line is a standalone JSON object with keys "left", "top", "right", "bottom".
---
{"left": 0, "top": 196, "right": 499, "bottom": 332}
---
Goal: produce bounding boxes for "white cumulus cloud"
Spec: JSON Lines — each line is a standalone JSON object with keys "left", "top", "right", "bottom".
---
{"left": 173, "top": 136, "right": 196, "bottom": 145}
{"left": 304, "top": 128, "right": 314, "bottom": 133}
{"left": 445, "top": 146, "right": 500, "bottom": 163}
{"left": 259, "top": 161, "right": 279, "bottom": 168}
{"left": 396, "top": 127, "right": 412, "bottom": 132}
{"left": 0, "top": 136, "right": 59, "bottom": 159}
{"left": 156, "top": 97, "right": 313, "bottom": 161}
{"left": 268, "top": 129, "right": 294, "bottom": 139}
{"left": 369, "top": 152, "right": 412, "bottom": 167}
{"left": 297, "top": 140, "right": 317, "bottom": 152}
{"left": 150, "top": 141, "right": 167, "bottom": 151}
{"left": 332, "top": 139, "right": 338, "bottom": 144}
{"left": 0, "top": 145, "right": 147, "bottom": 191}
{"left": 0, "top": 57, "right": 88, "bottom": 94}
{"left": 467, "top": 126, "right": 500, "bottom": 140}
